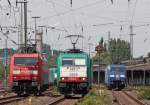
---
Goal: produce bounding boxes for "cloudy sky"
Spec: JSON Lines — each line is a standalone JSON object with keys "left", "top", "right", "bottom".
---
{"left": 0, "top": 0, "right": 150, "bottom": 57}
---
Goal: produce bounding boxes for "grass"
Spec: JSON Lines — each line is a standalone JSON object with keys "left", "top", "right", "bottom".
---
{"left": 130, "top": 86, "right": 150, "bottom": 100}
{"left": 50, "top": 86, "right": 61, "bottom": 97}
{"left": 76, "top": 88, "right": 111, "bottom": 105}
{"left": 138, "top": 87, "right": 150, "bottom": 100}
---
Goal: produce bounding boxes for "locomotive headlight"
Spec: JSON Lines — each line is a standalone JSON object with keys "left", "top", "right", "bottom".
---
{"left": 82, "top": 77, "right": 86, "bottom": 81}
{"left": 61, "top": 77, "right": 65, "bottom": 80}
{"left": 120, "top": 75, "right": 125, "bottom": 77}
{"left": 32, "top": 70, "right": 38, "bottom": 75}
{"left": 110, "top": 75, "right": 115, "bottom": 77}
{"left": 13, "top": 70, "right": 20, "bottom": 74}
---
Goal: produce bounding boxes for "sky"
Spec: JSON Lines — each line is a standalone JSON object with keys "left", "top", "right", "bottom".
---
{"left": 0, "top": 0, "right": 150, "bottom": 57}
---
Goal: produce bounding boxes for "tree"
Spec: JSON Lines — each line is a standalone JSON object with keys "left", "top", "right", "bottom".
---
{"left": 94, "top": 37, "right": 109, "bottom": 65}
{"left": 93, "top": 38, "right": 130, "bottom": 65}
{"left": 108, "top": 39, "right": 130, "bottom": 63}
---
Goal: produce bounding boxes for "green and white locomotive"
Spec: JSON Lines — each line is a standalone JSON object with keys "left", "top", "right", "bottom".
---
{"left": 57, "top": 49, "right": 92, "bottom": 96}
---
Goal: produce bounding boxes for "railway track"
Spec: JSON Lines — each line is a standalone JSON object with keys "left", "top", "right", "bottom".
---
{"left": 0, "top": 95, "right": 25, "bottom": 105}
{"left": 45, "top": 95, "right": 65, "bottom": 105}
{"left": 112, "top": 90, "right": 145, "bottom": 105}
{"left": 0, "top": 88, "right": 54, "bottom": 105}
{"left": 45, "top": 95, "right": 79, "bottom": 105}
{"left": 0, "top": 90, "right": 5, "bottom": 93}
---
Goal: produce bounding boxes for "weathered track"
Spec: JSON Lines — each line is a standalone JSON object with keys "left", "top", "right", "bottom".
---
{"left": 45, "top": 95, "right": 80, "bottom": 105}
{"left": 0, "top": 87, "right": 54, "bottom": 105}
{"left": 0, "top": 90, "right": 5, "bottom": 93}
{"left": 45, "top": 95, "right": 65, "bottom": 105}
{"left": 0, "top": 95, "right": 24, "bottom": 105}
{"left": 112, "top": 90, "right": 145, "bottom": 105}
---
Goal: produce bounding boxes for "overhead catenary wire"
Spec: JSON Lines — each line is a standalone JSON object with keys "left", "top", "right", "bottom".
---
{"left": 144, "top": 31, "right": 149, "bottom": 43}
{"left": 1, "top": 0, "right": 150, "bottom": 55}
{"left": 49, "top": 0, "right": 69, "bottom": 35}
{"left": 46, "top": 0, "right": 88, "bottom": 48}
{"left": 0, "top": 26, "right": 18, "bottom": 45}
{"left": 46, "top": 0, "right": 81, "bottom": 35}
{"left": 7, "top": 0, "right": 11, "bottom": 6}
{"left": 43, "top": 0, "right": 106, "bottom": 21}
{"left": 44, "top": 0, "right": 129, "bottom": 25}
{"left": 130, "top": 0, "right": 138, "bottom": 25}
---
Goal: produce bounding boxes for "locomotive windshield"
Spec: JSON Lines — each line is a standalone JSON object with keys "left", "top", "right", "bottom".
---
{"left": 111, "top": 67, "right": 125, "bottom": 72}
{"left": 74, "top": 59, "right": 85, "bottom": 66}
{"left": 62, "top": 59, "right": 86, "bottom": 66}
{"left": 62, "top": 59, "right": 73, "bottom": 66}
{"left": 14, "top": 57, "right": 38, "bottom": 66}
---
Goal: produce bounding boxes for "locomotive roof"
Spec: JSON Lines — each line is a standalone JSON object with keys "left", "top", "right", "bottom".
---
{"left": 66, "top": 49, "right": 83, "bottom": 53}
{"left": 108, "top": 64, "right": 125, "bottom": 67}
{"left": 59, "top": 51, "right": 88, "bottom": 57}
{"left": 58, "top": 52, "right": 90, "bottom": 61}
{"left": 106, "top": 64, "right": 126, "bottom": 70}
{"left": 12, "top": 53, "right": 42, "bottom": 58}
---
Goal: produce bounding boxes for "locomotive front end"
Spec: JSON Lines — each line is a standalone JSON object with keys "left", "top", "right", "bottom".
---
{"left": 9, "top": 54, "right": 49, "bottom": 96}
{"left": 57, "top": 52, "right": 91, "bottom": 96}
{"left": 59, "top": 58, "right": 88, "bottom": 95}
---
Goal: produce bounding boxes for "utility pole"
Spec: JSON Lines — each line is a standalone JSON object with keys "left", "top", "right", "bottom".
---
{"left": 4, "top": 31, "right": 9, "bottom": 88}
{"left": 129, "top": 25, "right": 136, "bottom": 59}
{"left": 108, "top": 31, "right": 111, "bottom": 41}
{"left": 32, "top": 16, "right": 40, "bottom": 44}
{"left": 5, "top": 35, "right": 7, "bottom": 88}
{"left": 108, "top": 31, "right": 110, "bottom": 50}
{"left": 98, "top": 51, "right": 100, "bottom": 88}
{"left": 24, "top": 0, "right": 27, "bottom": 51}
{"left": 95, "top": 43, "right": 104, "bottom": 89}
{"left": 16, "top": 0, "right": 28, "bottom": 52}
{"left": 20, "top": 3, "right": 23, "bottom": 48}
{"left": 88, "top": 43, "right": 93, "bottom": 56}
{"left": 119, "top": 25, "right": 123, "bottom": 40}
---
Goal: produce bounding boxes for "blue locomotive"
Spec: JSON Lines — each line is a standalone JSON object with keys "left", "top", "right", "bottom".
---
{"left": 105, "top": 64, "right": 126, "bottom": 90}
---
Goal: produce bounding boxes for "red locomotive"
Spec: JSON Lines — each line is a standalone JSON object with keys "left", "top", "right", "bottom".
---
{"left": 9, "top": 53, "right": 49, "bottom": 96}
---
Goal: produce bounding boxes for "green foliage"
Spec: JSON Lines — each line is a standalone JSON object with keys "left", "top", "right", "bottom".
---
{"left": 48, "top": 50, "right": 61, "bottom": 67}
{"left": 0, "top": 62, "right": 4, "bottom": 80}
{"left": 93, "top": 38, "right": 130, "bottom": 65}
{"left": 109, "top": 39, "right": 130, "bottom": 63}
{"left": 93, "top": 52, "right": 111, "bottom": 65}
{"left": 138, "top": 88, "right": 150, "bottom": 100}
{"left": 77, "top": 91, "right": 109, "bottom": 105}
{"left": 50, "top": 86, "right": 61, "bottom": 97}
{"left": 0, "top": 48, "right": 13, "bottom": 80}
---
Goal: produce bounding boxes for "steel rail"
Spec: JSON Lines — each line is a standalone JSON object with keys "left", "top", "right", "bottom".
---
{"left": 112, "top": 90, "right": 145, "bottom": 105}
{"left": 0, "top": 95, "right": 24, "bottom": 105}
{"left": 122, "top": 91, "right": 145, "bottom": 105}
{"left": 45, "top": 95, "right": 65, "bottom": 105}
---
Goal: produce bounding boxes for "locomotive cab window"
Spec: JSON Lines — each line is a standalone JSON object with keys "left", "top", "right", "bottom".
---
{"left": 62, "top": 59, "right": 73, "bottom": 66}
{"left": 62, "top": 59, "right": 86, "bottom": 66}
{"left": 14, "top": 57, "right": 38, "bottom": 65}
{"left": 75, "top": 59, "right": 86, "bottom": 66}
